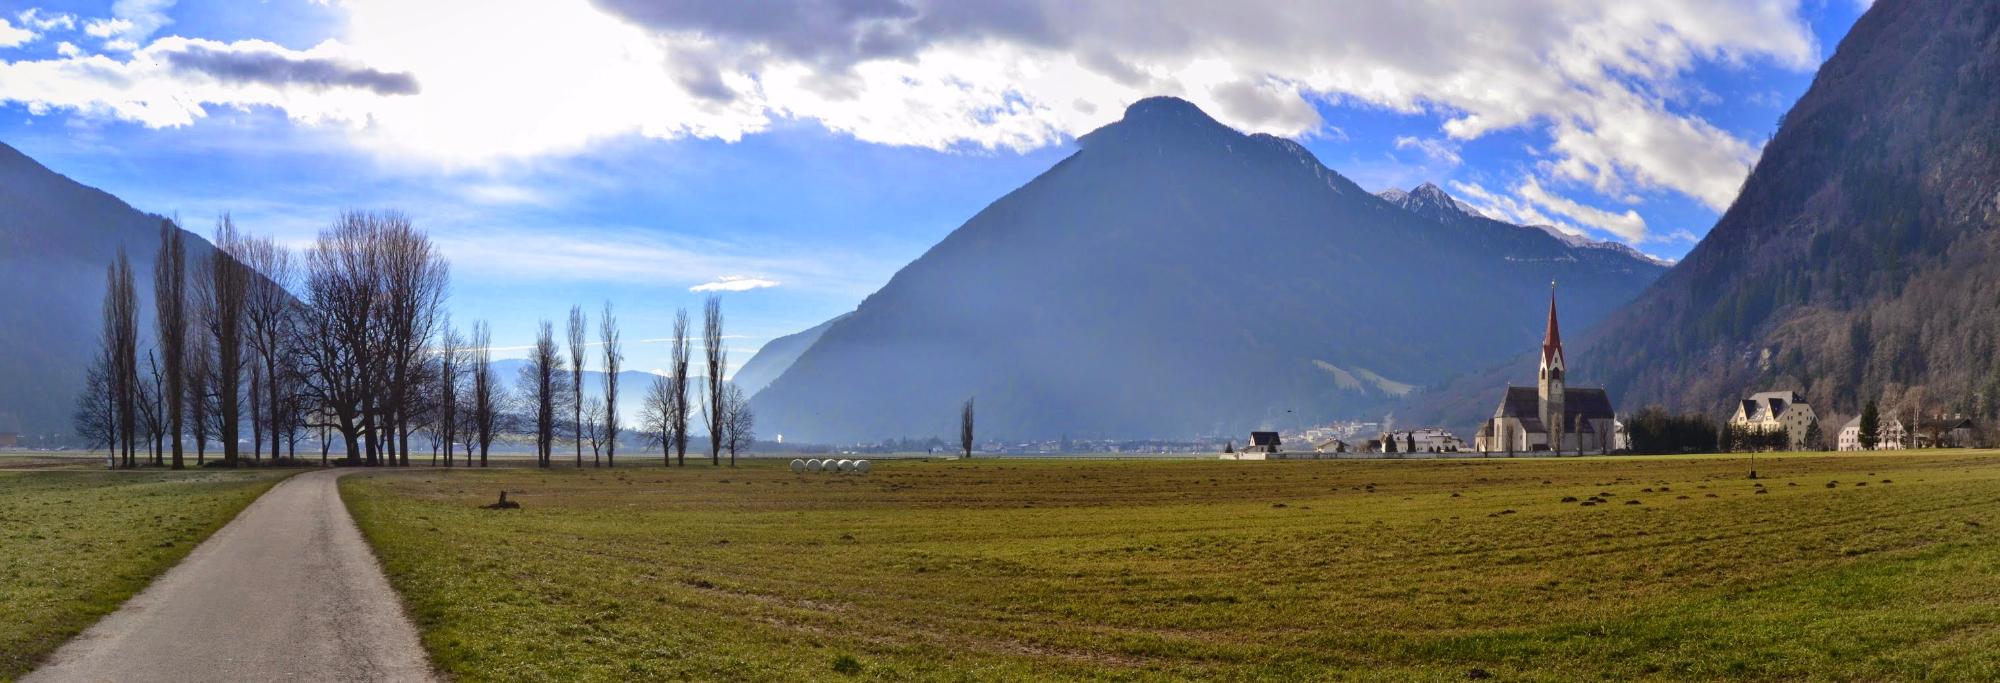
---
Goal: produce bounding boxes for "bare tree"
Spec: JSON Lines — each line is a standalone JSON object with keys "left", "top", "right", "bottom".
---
{"left": 104, "top": 250, "right": 139, "bottom": 467}
{"left": 195, "top": 216, "right": 250, "bottom": 466}
{"left": 299, "top": 213, "right": 377, "bottom": 465}
{"left": 72, "top": 354, "right": 116, "bottom": 461}
{"left": 520, "top": 321, "right": 568, "bottom": 468}
{"left": 377, "top": 215, "right": 448, "bottom": 467}
{"left": 599, "top": 301, "right": 621, "bottom": 468}
{"left": 669, "top": 308, "right": 691, "bottom": 466}
{"left": 250, "top": 363, "right": 264, "bottom": 462}
{"left": 582, "top": 397, "right": 607, "bottom": 462}
{"left": 239, "top": 235, "right": 296, "bottom": 464}
{"left": 153, "top": 221, "right": 188, "bottom": 469}
{"left": 641, "top": 373, "right": 675, "bottom": 465}
{"left": 568, "top": 305, "right": 586, "bottom": 467}
{"left": 437, "top": 324, "right": 464, "bottom": 467}
{"left": 470, "top": 321, "right": 496, "bottom": 467}
{"left": 139, "top": 351, "right": 165, "bottom": 463}
{"left": 961, "top": 397, "right": 975, "bottom": 460}
{"left": 702, "top": 296, "right": 726, "bottom": 466}
{"left": 721, "top": 384, "right": 754, "bottom": 463}
{"left": 188, "top": 334, "right": 212, "bottom": 465}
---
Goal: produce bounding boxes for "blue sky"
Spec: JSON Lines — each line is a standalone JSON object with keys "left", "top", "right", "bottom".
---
{"left": 0, "top": 0, "right": 1870, "bottom": 373}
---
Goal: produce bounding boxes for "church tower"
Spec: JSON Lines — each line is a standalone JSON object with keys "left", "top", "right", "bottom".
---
{"left": 1538, "top": 284, "right": 1566, "bottom": 438}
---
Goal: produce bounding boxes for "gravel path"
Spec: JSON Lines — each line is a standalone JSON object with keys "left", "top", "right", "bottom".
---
{"left": 25, "top": 469, "right": 436, "bottom": 682}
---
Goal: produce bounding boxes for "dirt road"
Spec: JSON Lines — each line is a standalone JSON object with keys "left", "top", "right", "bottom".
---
{"left": 25, "top": 469, "right": 435, "bottom": 682}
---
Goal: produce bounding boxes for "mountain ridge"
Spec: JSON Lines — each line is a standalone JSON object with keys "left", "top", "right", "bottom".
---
{"left": 750, "top": 97, "right": 1667, "bottom": 444}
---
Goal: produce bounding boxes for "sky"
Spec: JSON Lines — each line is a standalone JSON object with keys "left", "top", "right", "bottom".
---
{"left": 0, "top": 0, "right": 1871, "bottom": 375}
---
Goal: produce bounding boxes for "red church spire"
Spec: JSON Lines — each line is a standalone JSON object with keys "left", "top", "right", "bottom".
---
{"left": 1542, "top": 282, "right": 1562, "bottom": 363}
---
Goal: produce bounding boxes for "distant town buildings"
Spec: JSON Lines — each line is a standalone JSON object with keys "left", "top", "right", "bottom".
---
{"left": 1377, "top": 428, "right": 1465, "bottom": 453}
{"left": 1729, "top": 391, "right": 1819, "bottom": 448}
{"left": 1473, "top": 288, "right": 1617, "bottom": 453}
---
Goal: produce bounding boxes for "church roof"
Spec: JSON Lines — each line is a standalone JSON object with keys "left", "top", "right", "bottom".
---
{"left": 1492, "top": 386, "right": 1613, "bottom": 435}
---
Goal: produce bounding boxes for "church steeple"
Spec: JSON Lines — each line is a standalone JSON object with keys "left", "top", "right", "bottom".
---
{"left": 1542, "top": 283, "right": 1563, "bottom": 366}
{"left": 1539, "top": 283, "right": 1566, "bottom": 438}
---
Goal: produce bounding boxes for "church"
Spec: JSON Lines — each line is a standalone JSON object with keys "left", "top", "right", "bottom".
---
{"left": 1473, "top": 288, "right": 1619, "bottom": 453}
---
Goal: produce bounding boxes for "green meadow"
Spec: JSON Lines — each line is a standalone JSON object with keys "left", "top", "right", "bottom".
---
{"left": 342, "top": 452, "right": 2000, "bottom": 681}
{"left": 0, "top": 467, "right": 294, "bottom": 680}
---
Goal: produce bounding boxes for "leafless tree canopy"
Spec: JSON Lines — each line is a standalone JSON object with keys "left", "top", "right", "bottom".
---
{"left": 568, "top": 305, "right": 587, "bottom": 467}
{"left": 98, "top": 249, "right": 140, "bottom": 466}
{"left": 195, "top": 216, "right": 252, "bottom": 465}
{"left": 520, "top": 320, "right": 569, "bottom": 468}
{"left": 703, "top": 296, "right": 726, "bottom": 466}
{"left": 153, "top": 221, "right": 188, "bottom": 468}
{"left": 722, "top": 384, "right": 754, "bottom": 462}
{"left": 297, "top": 210, "right": 448, "bottom": 467}
{"left": 669, "top": 307, "right": 691, "bottom": 466}
{"left": 599, "top": 301, "right": 621, "bottom": 468}
{"left": 470, "top": 320, "right": 496, "bottom": 467}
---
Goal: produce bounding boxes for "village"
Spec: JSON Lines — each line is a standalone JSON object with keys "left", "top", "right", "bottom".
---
{"left": 1227, "top": 289, "right": 1983, "bottom": 460}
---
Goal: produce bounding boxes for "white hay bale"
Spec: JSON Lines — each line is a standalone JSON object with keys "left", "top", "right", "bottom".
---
{"left": 789, "top": 459, "right": 805, "bottom": 473}
{"left": 835, "top": 459, "right": 853, "bottom": 473}
{"left": 854, "top": 459, "right": 871, "bottom": 474}
{"left": 806, "top": 458, "right": 823, "bottom": 472}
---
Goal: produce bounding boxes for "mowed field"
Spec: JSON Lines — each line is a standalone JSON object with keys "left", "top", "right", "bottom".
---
{"left": 0, "top": 466, "right": 295, "bottom": 679}
{"left": 342, "top": 452, "right": 2000, "bottom": 681}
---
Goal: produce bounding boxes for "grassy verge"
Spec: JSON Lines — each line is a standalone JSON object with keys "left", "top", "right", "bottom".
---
{"left": 0, "top": 469, "right": 295, "bottom": 679}
{"left": 344, "top": 452, "right": 2000, "bottom": 681}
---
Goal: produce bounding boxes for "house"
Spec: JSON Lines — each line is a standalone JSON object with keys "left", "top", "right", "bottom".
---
{"left": 1314, "top": 439, "right": 1350, "bottom": 454}
{"left": 1728, "top": 391, "right": 1819, "bottom": 448}
{"left": 1247, "top": 431, "right": 1281, "bottom": 454}
{"left": 1915, "top": 415, "right": 1975, "bottom": 448}
{"left": 1837, "top": 415, "right": 1907, "bottom": 451}
{"left": 1472, "top": 288, "right": 1618, "bottom": 453}
{"left": 1380, "top": 428, "right": 1465, "bottom": 453}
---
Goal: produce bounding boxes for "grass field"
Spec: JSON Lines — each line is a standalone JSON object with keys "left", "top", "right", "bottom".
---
{"left": 343, "top": 452, "right": 2000, "bottom": 681}
{"left": 0, "top": 468, "right": 296, "bottom": 680}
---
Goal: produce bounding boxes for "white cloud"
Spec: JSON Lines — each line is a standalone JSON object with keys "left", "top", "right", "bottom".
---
{"left": 17, "top": 9, "right": 76, "bottom": 32}
{"left": 83, "top": 18, "right": 132, "bottom": 38}
{"left": 0, "top": 36, "right": 418, "bottom": 129}
{"left": 0, "top": 0, "right": 1817, "bottom": 209}
{"left": 1515, "top": 177, "right": 1650, "bottom": 243}
{"left": 1393, "top": 135, "right": 1462, "bottom": 166}
{"left": 1449, "top": 180, "right": 1588, "bottom": 236}
{"left": 0, "top": 18, "right": 36, "bottom": 48}
{"left": 107, "top": 0, "right": 174, "bottom": 41}
{"left": 55, "top": 41, "right": 80, "bottom": 58}
{"left": 690, "top": 276, "right": 781, "bottom": 293}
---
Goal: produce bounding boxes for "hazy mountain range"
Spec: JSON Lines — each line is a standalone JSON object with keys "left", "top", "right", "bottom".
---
{"left": 746, "top": 97, "right": 1667, "bottom": 444}
{"left": 1404, "top": 0, "right": 2000, "bottom": 433}
{"left": 0, "top": 143, "right": 224, "bottom": 436}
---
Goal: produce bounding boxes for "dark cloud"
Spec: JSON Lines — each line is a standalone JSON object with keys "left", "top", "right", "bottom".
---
{"left": 165, "top": 45, "right": 420, "bottom": 95}
{"left": 590, "top": 0, "right": 1060, "bottom": 67}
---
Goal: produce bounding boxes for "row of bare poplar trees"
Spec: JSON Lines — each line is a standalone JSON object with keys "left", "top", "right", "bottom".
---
{"left": 79, "top": 211, "right": 754, "bottom": 468}
{"left": 79, "top": 212, "right": 475, "bottom": 467}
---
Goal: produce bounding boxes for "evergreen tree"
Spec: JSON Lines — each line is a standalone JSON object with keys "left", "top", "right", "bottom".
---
{"left": 1859, "top": 400, "right": 1880, "bottom": 450}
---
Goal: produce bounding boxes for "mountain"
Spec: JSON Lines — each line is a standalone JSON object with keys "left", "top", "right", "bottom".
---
{"left": 1408, "top": 0, "right": 2000, "bottom": 432}
{"left": 0, "top": 143, "right": 225, "bottom": 436}
{"left": 750, "top": 97, "right": 1668, "bottom": 444}
{"left": 734, "top": 312, "right": 850, "bottom": 398}
{"left": 1376, "top": 183, "right": 1672, "bottom": 268}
